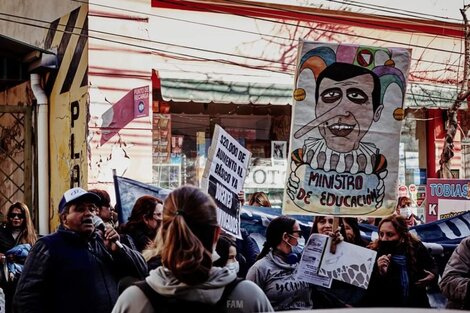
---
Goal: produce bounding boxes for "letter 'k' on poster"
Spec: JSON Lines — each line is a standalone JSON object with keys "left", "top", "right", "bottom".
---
{"left": 284, "top": 40, "right": 411, "bottom": 216}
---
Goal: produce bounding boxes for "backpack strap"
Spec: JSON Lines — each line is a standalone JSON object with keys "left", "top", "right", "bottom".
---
{"left": 136, "top": 278, "right": 245, "bottom": 313}
{"left": 135, "top": 280, "right": 170, "bottom": 313}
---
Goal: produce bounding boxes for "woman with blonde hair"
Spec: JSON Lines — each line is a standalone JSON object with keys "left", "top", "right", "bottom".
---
{"left": 248, "top": 191, "right": 271, "bottom": 207}
{"left": 0, "top": 202, "right": 37, "bottom": 252}
{"left": 113, "top": 185, "right": 273, "bottom": 313}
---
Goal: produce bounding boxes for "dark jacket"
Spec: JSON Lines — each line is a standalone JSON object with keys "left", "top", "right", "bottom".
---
{"left": 119, "top": 225, "right": 153, "bottom": 253}
{"left": 13, "top": 227, "right": 148, "bottom": 313}
{"left": 236, "top": 228, "right": 260, "bottom": 278}
{"left": 0, "top": 225, "right": 21, "bottom": 253}
{"left": 439, "top": 236, "right": 470, "bottom": 309}
{"left": 0, "top": 225, "right": 30, "bottom": 313}
{"left": 361, "top": 240, "right": 438, "bottom": 308}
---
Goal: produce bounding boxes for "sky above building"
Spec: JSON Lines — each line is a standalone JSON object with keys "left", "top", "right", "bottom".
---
{"left": 270, "top": 0, "right": 468, "bottom": 22}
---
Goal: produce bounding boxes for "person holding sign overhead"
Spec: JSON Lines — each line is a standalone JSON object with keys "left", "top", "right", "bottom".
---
{"left": 310, "top": 215, "right": 366, "bottom": 308}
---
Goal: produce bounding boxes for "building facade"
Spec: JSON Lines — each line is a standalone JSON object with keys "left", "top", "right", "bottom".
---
{"left": 0, "top": 0, "right": 468, "bottom": 232}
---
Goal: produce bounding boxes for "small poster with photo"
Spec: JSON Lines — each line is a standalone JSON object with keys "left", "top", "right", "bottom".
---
{"left": 271, "top": 141, "right": 287, "bottom": 165}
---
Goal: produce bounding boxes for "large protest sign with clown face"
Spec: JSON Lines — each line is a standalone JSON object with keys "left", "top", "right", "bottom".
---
{"left": 283, "top": 41, "right": 411, "bottom": 216}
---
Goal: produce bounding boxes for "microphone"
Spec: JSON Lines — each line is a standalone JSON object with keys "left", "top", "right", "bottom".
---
{"left": 93, "top": 215, "right": 106, "bottom": 232}
{"left": 92, "top": 215, "right": 124, "bottom": 249}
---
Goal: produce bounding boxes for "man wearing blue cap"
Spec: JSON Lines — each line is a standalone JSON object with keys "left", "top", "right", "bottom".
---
{"left": 13, "top": 187, "right": 148, "bottom": 313}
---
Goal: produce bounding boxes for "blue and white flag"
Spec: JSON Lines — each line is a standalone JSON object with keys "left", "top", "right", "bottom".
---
{"left": 113, "top": 175, "right": 171, "bottom": 224}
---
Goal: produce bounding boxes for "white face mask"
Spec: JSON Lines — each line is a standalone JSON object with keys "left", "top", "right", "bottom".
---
{"left": 226, "top": 261, "right": 240, "bottom": 273}
{"left": 400, "top": 206, "right": 412, "bottom": 219}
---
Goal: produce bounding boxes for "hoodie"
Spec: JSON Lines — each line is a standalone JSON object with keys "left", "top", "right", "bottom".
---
{"left": 112, "top": 265, "right": 273, "bottom": 313}
{"left": 246, "top": 251, "right": 313, "bottom": 311}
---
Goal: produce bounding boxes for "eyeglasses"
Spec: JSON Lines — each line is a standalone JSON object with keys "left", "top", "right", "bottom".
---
{"left": 289, "top": 230, "right": 303, "bottom": 238}
{"left": 8, "top": 213, "right": 25, "bottom": 219}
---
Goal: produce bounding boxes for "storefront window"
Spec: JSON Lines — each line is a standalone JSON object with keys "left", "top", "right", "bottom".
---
{"left": 399, "top": 109, "right": 426, "bottom": 186}
{"left": 152, "top": 102, "right": 290, "bottom": 205}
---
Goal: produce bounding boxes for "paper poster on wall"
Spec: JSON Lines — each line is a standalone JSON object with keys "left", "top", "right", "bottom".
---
{"left": 202, "top": 124, "right": 252, "bottom": 238}
{"left": 171, "top": 135, "right": 183, "bottom": 156}
{"left": 283, "top": 40, "right": 411, "bottom": 216}
{"left": 271, "top": 141, "right": 287, "bottom": 166}
{"left": 152, "top": 114, "right": 171, "bottom": 164}
{"left": 398, "top": 185, "right": 409, "bottom": 198}
{"left": 133, "top": 86, "right": 149, "bottom": 118}
{"left": 244, "top": 165, "right": 287, "bottom": 189}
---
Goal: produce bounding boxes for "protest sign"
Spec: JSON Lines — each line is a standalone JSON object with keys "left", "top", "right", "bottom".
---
{"left": 296, "top": 234, "right": 332, "bottom": 288}
{"left": 284, "top": 40, "right": 411, "bottom": 216}
{"left": 296, "top": 233, "right": 376, "bottom": 289}
{"left": 319, "top": 237, "right": 376, "bottom": 289}
{"left": 202, "top": 124, "right": 251, "bottom": 238}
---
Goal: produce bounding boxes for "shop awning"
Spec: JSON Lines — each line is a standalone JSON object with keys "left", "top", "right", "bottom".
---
{"left": 160, "top": 77, "right": 293, "bottom": 105}
{"left": 407, "top": 83, "right": 465, "bottom": 109}
{"left": 157, "top": 70, "right": 466, "bottom": 109}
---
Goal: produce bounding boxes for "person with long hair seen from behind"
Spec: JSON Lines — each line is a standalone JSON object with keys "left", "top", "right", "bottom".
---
{"left": 112, "top": 185, "right": 273, "bottom": 313}
{"left": 247, "top": 215, "right": 313, "bottom": 311}
{"left": 0, "top": 202, "right": 37, "bottom": 313}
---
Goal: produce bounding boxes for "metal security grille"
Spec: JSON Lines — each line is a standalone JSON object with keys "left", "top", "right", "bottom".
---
{"left": 0, "top": 106, "right": 32, "bottom": 221}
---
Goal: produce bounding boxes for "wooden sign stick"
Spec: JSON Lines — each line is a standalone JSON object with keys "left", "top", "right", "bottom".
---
{"left": 329, "top": 217, "right": 340, "bottom": 254}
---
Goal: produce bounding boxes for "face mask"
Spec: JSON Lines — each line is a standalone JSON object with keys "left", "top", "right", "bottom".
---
{"left": 226, "top": 261, "right": 240, "bottom": 273}
{"left": 379, "top": 240, "right": 400, "bottom": 255}
{"left": 284, "top": 237, "right": 302, "bottom": 264}
{"left": 291, "top": 244, "right": 304, "bottom": 256}
{"left": 400, "top": 207, "right": 412, "bottom": 219}
{"left": 297, "top": 236, "right": 306, "bottom": 249}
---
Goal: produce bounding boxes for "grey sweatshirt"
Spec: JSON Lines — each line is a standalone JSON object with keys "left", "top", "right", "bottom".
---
{"left": 246, "top": 251, "right": 313, "bottom": 311}
{"left": 112, "top": 265, "right": 274, "bottom": 313}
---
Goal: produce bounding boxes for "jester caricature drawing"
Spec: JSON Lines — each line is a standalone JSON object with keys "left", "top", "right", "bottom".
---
{"left": 284, "top": 42, "right": 410, "bottom": 216}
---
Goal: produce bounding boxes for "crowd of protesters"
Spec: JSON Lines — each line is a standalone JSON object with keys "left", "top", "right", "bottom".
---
{"left": 1, "top": 189, "right": 467, "bottom": 312}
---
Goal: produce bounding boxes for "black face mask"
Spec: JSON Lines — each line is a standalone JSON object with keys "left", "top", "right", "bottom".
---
{"left": 378, "top": 240, "right": 400, "bottom": 255}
